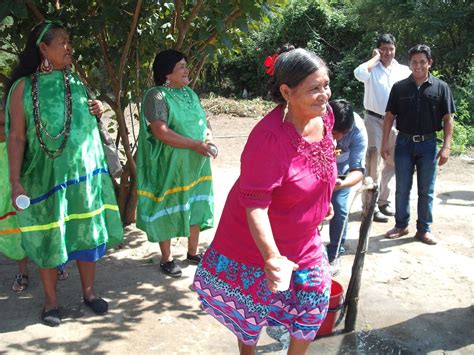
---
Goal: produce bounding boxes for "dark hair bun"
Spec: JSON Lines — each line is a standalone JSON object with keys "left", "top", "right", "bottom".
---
{"left": 152, "top": 49, "right": 187, "bottom": 86}
{"left": 277, "top": 44, "right": 295, "bottom": 55}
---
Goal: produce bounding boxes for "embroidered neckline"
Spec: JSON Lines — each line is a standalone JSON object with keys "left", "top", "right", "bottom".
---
{"left": 282, "top": 109, "right": 336, "bottom": 182}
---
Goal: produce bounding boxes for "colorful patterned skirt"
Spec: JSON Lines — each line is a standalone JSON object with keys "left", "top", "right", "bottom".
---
{"left": 193, "top": 245, "right": 331, "bottom": 346}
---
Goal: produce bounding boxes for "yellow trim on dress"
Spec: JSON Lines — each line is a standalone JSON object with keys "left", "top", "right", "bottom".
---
{"left": 19, "top": 204, "right": 119, "bottom": 233}
{"left": 137, "top": 175, "right": 212, "bottom": 202}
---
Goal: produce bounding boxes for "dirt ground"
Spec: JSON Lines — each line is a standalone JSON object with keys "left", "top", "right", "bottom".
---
{"left": 0, "top": 112, "right": 473, "bottom": 354}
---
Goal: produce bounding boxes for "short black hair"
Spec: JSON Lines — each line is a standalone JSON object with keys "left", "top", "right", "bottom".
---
{"left": 330, "top": 99, "right": 354, "bottom": 133}
{"left": 152, "top": 49, "right": 187, "bottom": 86}
{"left": 269, "top": 48, "right": 327, "bottom": 104}
{"left": 377, "top": 33, "right": 396, "bottom": 48}
{"left": 408, "top": 44, "right": 432, "bottom": 61}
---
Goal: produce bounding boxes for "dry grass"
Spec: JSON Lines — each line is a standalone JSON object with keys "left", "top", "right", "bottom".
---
{"left": 201, "top": 95, "right": 274, "bottom": 117}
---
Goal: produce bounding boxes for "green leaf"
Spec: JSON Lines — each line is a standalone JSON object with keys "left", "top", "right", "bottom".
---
{"left": 236, "top": 18, "right": 249, "bottom": 32}
{"left": 221, "top": 35, "right": 232, "bottom": 48}
{"left": 1, "top": 15, "right": 14, "bottom": 26}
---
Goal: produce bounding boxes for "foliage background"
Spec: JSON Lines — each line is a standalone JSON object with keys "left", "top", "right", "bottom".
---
{"left": 0, "top": 0, "right": 472, "bottom": 222}
{"left": 201, "top": 0, "right": 474, "bottom": 153}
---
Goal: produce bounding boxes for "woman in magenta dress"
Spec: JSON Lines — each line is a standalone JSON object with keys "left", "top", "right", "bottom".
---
{"left": 193, "top": 47, "right": 336, "bottom": 354}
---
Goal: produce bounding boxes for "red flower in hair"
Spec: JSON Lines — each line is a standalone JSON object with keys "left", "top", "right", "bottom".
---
{"left": 264, "top": 53, "right": 279, "bottom": 76}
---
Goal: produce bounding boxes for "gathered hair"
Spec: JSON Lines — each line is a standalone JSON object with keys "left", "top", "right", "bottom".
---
{"left": 5, "top": 21, "right": 64, "bottom": 97}
{"left": 269, "top": 47, "right": 327, "bottom": 104}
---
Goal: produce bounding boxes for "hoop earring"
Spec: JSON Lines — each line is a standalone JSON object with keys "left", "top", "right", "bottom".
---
{"left": 40, "top": 57, "right": 53, "bottom": 73}
{"left": 163, "top": 79, "right": 170, "bottom": 88}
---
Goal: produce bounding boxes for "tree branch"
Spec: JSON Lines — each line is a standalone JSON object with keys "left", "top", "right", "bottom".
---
{"left": 25, "top": 0, "right": 45, "bottom": 21}
{"left": 175, "top": 0, "right": 204, "bottom": 49}
{"left": 117, "top": 0, "right": 142, "bottom": 92}
{"left": 97, "top": 29, "right": 119, "bottom": 90}
{"left": 174, "top": 0, "right": 183, "bottom": 33}
{"left": 190, "top": 54, "right": 207, "bottom": 89}
{"left": 114, "top": 0, "right": 143, "bottom": 174}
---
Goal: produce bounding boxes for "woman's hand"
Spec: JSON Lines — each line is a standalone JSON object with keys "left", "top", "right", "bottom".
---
{"left": 11, "top": 182, "right": 28, "bottom": 211}
{"left": 192, "top": 140, "right": 212, "bottom": 157}
{"left": 323, "top": 202, "right": 334, "bottom": 221}
{"left": 88, "top": 100, "right": 104, "bottom": 119}
{"left": 264, "top": 255, "right": 298, "bottom": 293}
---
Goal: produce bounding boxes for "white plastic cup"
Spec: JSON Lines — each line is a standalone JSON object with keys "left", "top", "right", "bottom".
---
{"left": 273, "top": 258, "right": 295, "bottom": 292}
{"left": 15, "top": 195, "right": 30, "bottom": 210}
{"left": 207, "top": 143, "right": 218, "bottom": 158}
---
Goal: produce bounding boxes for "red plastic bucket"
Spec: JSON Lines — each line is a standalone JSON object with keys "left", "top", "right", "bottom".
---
{"left": 317, "top": 280, "right": 344, "bottom": 336}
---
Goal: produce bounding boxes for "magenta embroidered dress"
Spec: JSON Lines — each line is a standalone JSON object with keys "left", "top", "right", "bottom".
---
{"left": 193, "top": 105, "right": 337, "bottom": 345}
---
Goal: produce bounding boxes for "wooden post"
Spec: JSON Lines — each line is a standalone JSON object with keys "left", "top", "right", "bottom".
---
{"left": 344, "top": 178, "right": 378, "bottom": 332}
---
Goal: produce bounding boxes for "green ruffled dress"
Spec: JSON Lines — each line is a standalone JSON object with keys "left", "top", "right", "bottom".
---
{"left": 0, "top": 141, "right": 26, "bottom": 260}
{"left": 6, "top": 70, "right": 123, "bottom": 268}
{"left": 136, "top": 86, "right": 214, "bottom": 242}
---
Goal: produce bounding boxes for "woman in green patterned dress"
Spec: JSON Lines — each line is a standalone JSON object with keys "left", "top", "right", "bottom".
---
{"left": 5, "top": 21, "right": 123, "bottom": 326}
{"left": 137, "top": 50, "right": 215, "bottom": 278}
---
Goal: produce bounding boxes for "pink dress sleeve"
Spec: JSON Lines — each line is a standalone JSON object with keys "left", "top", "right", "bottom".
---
{"left": 238, "top": 129, "right": 284, "bottom": 209}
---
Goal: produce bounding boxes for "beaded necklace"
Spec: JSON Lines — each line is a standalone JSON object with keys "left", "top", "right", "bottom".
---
{"left": 32, "top": 68, "right": 72, "bottom": 159}
{"left": 165, "top": 86, "right": 193, "bottom": 109}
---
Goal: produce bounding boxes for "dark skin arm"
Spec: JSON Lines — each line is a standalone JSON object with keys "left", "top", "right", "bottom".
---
{"left": 437, "top": 113, "right": 454, "bottom": 166}
{"left": 7, "top": 80, "right": 28, "bottom": 210}
{"left": 0, "top": 108, "right": 5, "bottom": 142}
{"left": 148, "top": 119, "right": 213, "bottom": 157}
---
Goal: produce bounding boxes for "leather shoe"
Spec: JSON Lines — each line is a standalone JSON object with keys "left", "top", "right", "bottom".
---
{"left": 379, "top": 204, "right": 395, "bottom": 217}
{"left": 373, "top": 211, "right": 389, "bottom": 223}
{"left": 385, "top": 226, "right": 409, "bottom": 239}
{"left": 84, "top": 297, "right": 108, "bottom": 315}
{"left": 414, "top": 231, "right": 437, "bottom": 245}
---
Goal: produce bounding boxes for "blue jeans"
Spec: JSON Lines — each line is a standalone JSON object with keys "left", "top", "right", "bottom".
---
{"left": 394, "top": 135, "right": 438, "bottom": 233}
{"left": 327, "top": 187, "right": 350, "bottom": 260}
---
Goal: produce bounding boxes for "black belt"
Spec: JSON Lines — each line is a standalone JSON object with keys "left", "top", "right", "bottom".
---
{"left": 398, "top": 131, "right": 436, "bottom": 143}
{"left": 366, "top": 110, "right": 383, "bottom": 119}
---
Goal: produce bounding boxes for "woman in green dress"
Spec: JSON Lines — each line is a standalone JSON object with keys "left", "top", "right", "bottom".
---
{"left": 5, "top": 21, "right": 123, "bottom": 326}
{"left": 2, "top": 105, "right": 68, "bottom": 293}
{"left": 137, "top": 50, "right": 214, "bottom": 278}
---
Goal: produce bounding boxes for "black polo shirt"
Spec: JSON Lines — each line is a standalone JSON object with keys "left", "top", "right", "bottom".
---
{"left": 386, "top": 74, "right": 456, "bottom": 135}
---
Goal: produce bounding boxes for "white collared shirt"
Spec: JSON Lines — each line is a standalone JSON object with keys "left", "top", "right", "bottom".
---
{"left": 354, "top": 59, "right": 411, "bottom": 115}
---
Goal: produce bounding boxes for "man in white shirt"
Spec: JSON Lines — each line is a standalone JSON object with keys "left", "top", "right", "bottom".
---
{"left": 354, "top": 33, "right": 411, "bottom": 222}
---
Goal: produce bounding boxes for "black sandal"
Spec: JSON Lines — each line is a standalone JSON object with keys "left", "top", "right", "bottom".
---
{"left": 160, "top": 260, "right": 182, "bottom": 277}
{"left": 186, "top": 252, "right": 203, "bottom": 264}
{"left": 83, "top": 297, "right": 108, "bottom": 315}
{"left": 41, "top": 308, "right": 61, "bottom": 327}
{"left": 12, "top": 273, "right": 29, "bottom": 292}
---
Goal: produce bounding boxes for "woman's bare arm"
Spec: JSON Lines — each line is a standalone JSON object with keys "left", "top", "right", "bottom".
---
{"left": 7, "top": 80, "right": 28, "bottom": 208}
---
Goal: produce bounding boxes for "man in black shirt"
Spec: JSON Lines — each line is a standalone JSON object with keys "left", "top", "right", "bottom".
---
{"left": 381, "top": 44, "right": 455, "bottom": 245}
